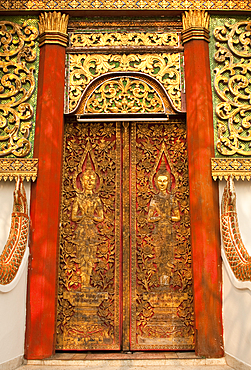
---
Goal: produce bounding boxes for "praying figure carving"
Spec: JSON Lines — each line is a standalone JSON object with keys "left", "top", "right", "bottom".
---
{"left": 71, "top": 157, "right": 104, "bottom": 287}
{"left": 147, "top": 162, "right": 180, "bottom": 286}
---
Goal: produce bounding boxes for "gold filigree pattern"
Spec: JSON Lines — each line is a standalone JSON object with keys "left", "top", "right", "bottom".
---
{"left": 70, "top": 32, "right": 179, "bottom": 48}
{"left": 0, "top": 20, "right": 38, "bottom": 157}
{"left": 221, "top": 176, "right": 251, "bottom": 281}
{"left": 68, "top": 53, "right": 181, "bottom": 113}
{"left": 0, "top": 20, "right": 39, "bottom": 157}
{"left": 211, "top": 158, "right": 251, "bottom": 181}
{"left": 84, "top": 77, "right": 165, "bottom": 114}
{"left": 56, "top": 121, "right": 120, "bottom": 350}
{"left": 0, "top": 158, "right": 38, "bottom": 181}
{"left": 214, "top": 20, "right": 251, "bottom": 156}
{"left": 1, "top": 0, "right": 251, "bottom": 11}
{"left": 0, "top": 178, "right": 29, "bottom": 285}
{"left": 131, "top": 121, "right": 194, "bottom": 350}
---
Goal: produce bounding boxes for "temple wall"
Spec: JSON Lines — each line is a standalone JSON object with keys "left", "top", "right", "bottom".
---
{"left": 219, "top": 181, "right": 251, "bottom": 368}
{"left": 0, "top": 182, "right": 30, "bottom": 368}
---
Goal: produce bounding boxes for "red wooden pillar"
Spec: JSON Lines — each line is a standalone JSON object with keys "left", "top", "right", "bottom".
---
{"left": 182, "top": 10, "right": 223, "bottom": 357}
{"left": 25, "top": 12, "right": 69, "bottom": 360}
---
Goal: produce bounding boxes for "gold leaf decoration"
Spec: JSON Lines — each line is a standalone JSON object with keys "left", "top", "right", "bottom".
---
{"left": 211, "top": 157, "right": 251, "bottom": 181}
{"left": 84, "top": 77, "right": 165, "bottom": 114}
{"left": 0, "top": 20, "right": 38, "bottom": 157}
{"left": 131, "top": 120, "right": 194, "bottom": 350}
{"left": 39, "top": 11, "right": 69, "bottom": 34}
{"left": 214, "top": 20, "right": 251, "bottom": 156}
{"left": 182, "top": 10, "right": 209, "bottom": 30}
{"left": 1, "top": 0, "right": 251, "bottom": 11}
{"left": 67, "top": 53, "right": 181, "bottom": 113}
{"left": 70, "top": 32, "right": 179, "bottom": 48}
{"left": 56, "top": 121, "right": 120, "bottom": 350}
{"left": 0, "top": 158, "right": 38, "bottom": 181}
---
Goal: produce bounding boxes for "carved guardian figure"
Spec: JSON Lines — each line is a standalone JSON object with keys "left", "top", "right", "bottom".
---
{"left": 0, "top": 178, "right": 29, "bottom": 285}
{"left": 221, "top": 177, "right": 251, "bottom": 281}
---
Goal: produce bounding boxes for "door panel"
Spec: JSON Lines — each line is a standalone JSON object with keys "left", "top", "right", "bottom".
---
{"left": 56, "top": 119, "right": 194, "bottom": 351}
{"left": 130, "top": 121, "right": 194, "bottom": 350}
{"left": 56, "top": 121, "right": 121, "bottom": 350}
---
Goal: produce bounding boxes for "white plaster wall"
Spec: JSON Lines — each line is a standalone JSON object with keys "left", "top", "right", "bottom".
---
{"left": 219, "top": 180, "right": 251, "bottom": 367}
{"left": 0, "top": 181, "right": 30, "bottom": 367}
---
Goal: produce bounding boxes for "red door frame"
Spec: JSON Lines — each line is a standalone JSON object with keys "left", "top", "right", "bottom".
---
{"left": 25, "top": 21, "right": 223, "bottom": 360}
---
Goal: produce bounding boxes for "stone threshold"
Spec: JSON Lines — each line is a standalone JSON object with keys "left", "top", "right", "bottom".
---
{"left": 26, "top": 352, "right": 227, "bottom": 367}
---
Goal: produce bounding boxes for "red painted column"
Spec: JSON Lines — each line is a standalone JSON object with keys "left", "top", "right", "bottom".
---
{"left": 182, "top": 12, "right": 223, "bottom": 358}
{"left": 25, "top": 12, "right": 68, "bottom": 360}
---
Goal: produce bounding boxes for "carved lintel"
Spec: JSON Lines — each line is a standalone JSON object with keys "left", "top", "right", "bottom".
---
{"left": 39, "top": 12, "right": 69, "bottom": 47}
{"left": 0, "top": 158, "right": 38, "bottom": 182}
{"left": 181, "top": 10, "right": 210, "bottom": 43}
{"left": 211, "top": 158, "right": 251, "bottom": 181}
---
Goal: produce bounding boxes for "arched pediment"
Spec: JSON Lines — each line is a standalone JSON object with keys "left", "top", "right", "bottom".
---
{"left": 72, "top": 72, "right": 178, "bottom": 116}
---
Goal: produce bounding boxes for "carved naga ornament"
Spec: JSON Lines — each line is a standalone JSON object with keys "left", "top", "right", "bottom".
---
{"left": 0, "top": 178, "right": 29, "bottom": 286}
{"left": 221, "top": 177, "right": 251, "bottom": 284}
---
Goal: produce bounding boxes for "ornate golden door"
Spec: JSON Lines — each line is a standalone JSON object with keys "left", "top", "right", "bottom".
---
{"left": 56, "top": 118, "right": 194, "bottom": 351}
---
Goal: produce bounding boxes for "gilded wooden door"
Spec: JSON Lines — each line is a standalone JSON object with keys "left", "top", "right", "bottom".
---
{"left": 56, "top": 119, "right": 194, "bottom": 351}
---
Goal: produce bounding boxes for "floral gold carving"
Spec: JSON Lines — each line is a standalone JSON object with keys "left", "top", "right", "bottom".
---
{"left": 130, "top": 121, "right": 194, "bottom": 350}
{"left": 84, "top": 77, "right": 165, "bottom": 114}
{"left": 211, "top": 158, "right": 251, "bottom": 181}
{"left": 57, "top": 121, "right": 120, "bottom": 350}
{"left": 221, "top": 177, "right": 251, "bottom": 281}
{"left": 182, "top": 10, "right": 210, "bottom": 43}
{"left": 39, "top": 12, "right": 69, "bottom": 47}
{"left": 70, "top": 32, "right": 179, "bottom": 48}
{"left": 68, "top": 53, "right": 181, "bottom": 113}
{"left": 0, "top": 178, "right": 29, "bottom": 285}
{"left": 214, "top": 20, "right": 251, "bottom": 156}
{"left": 1, "top": 0, "right": 251, "bottom": 11}
{"left": 0, "top": 20, "right": 38, "bottom": 157}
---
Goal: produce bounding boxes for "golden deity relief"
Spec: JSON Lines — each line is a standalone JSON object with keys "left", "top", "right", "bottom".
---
{"left": 148, "top": 160, "right": 180, "bottom": 286}
{"left": 71, "top": 154, "right": 104, "bottom": 287}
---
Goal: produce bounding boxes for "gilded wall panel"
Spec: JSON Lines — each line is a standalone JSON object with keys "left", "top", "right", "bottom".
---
{"left": 210, "top": 16, "right": 251, "bottom": 159}
{"left": 0, "top": 16, "right": 39, "bottom": 158}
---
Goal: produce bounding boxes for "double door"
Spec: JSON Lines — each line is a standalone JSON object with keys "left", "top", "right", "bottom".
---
{"left": 56, "top": 119, "right": 194, "bottom": 351}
